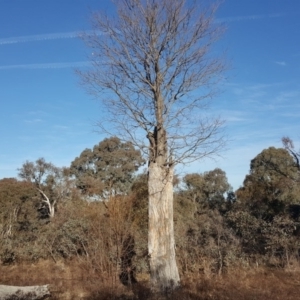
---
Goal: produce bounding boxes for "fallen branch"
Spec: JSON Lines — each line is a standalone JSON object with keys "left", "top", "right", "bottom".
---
{"left": 0, "top": 284, "right": 50, "bottom": 300}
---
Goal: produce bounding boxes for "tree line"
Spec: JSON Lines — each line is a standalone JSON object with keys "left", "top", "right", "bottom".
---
{"left": 1, "top": 136, "right": 299, "bottom": 284}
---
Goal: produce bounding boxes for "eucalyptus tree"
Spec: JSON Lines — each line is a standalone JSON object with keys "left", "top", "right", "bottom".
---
{"left": 183, "top": 168, "right": 231, "bottom": 212}
{"left": 231, "top": 147, "right": 300, "bottom": 261}
{"left": 79, "top": 0, "right": 226, "bottom": 291}
{"left": 236, "top": 147, "right": 300, "bottom": 217}
{"left": 184, "top": 169, "right": 230, "bottom": 199}
{"left": 70, "top": 137, "right": 145, "bottom": 199}
{"left": 18, "top": 158, "right": 72, "bottom": 218}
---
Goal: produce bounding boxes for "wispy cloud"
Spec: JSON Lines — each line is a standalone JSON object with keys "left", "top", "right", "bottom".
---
{"left": 275, "top": 61, "right": 287, "bottom": 67}
{"left": 28, "top": 110, "right": 47, "bottom": 116}
{"left": 226, "top": 116, "right": 246, "bottom": 122}
{"left": 218, "top": 13, "right": 286, "bottom": 23}
{"left": 18, "top": 135, "right": 35, "bottom": 142}
{"left": 24, "top": 119, "right": 42, "bottom": 123}
{"left": 217, "top": 109, "right": 249, "bottom": 123}
{"left": 0, "top": 61, "right": 90, "bottom": 70}
{"left": 275, "top": 90, "right": 300, "bottom": 102}
{"left": 0, "top": 12, "right": 287, "bottom": 47}
{"left": 0, "top": 30, "right": 102, "bottom": 46}
{"left": 0, "top": 31, "right": 81, "bottom": 45}
{"left": 225, "top": 81, "right": 300, "bottom": 120}
{"left": 53, "top": 125, "right": 69, "bottom": 130}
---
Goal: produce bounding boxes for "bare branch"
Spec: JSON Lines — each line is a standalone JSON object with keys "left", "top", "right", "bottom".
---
{"left": 282, "top": 136, "right": 300, "bottom": 171}
{"left": 78, "top": 0, "right": 226, "bottom": 165}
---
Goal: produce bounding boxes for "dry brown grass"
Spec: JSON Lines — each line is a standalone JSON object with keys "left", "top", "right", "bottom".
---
{"left": 1, "top": 260, "right": 300, "bottom": 299}
{"left": 0, "top": 259, "right": 118, "bottom": 299}
{"left": 176, "top": 267, "right": 300, "bottom": 300}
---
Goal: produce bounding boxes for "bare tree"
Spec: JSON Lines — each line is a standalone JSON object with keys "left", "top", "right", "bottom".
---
{"left": 79, "top": 0, "right": 226, "bottom": 292}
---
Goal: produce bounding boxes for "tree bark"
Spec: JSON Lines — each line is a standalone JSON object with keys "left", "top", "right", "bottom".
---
{"left": 148, "top": 162, "right": 180, "bottom": 292}
{"left": 38, "top": 188, "right": 55, "bottom": 218}
{"left": 0, "top": 284, "right": 50, "bottom": 300}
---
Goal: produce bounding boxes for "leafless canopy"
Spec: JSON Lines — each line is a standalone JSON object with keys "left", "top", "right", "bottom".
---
{"left": 79, "top": 0, "right": 226, "bottom": 164}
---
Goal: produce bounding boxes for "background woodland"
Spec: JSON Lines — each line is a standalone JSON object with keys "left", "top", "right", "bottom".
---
{"left": 1, "top": 136, "right": 300, "bottom": 299}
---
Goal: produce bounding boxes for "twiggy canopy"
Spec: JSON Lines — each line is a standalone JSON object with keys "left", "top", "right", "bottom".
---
{"left": 79, "top": 0, "right": 226, "bottom": 164}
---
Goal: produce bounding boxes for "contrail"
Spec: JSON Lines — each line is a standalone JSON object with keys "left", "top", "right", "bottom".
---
{"left": 217, "top": 13, "right": 286, "bottom": 23}
{"left": 0, "top": 30, "right": 98, "bottom": 45}
{"left": 0, "top": 61, "right": 90, "bottom": 70}
{"left": 0, "top": 13, "right": 288, "bottom": 46}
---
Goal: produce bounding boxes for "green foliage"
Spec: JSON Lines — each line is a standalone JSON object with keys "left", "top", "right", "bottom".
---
{"left": 230, "top": 147, "right": 300, "bottom": 264}
{"left": 0, "top": 178, "right": 42, "bottom": 263}
{"left": 183, "top": 168, "right": 232, "bottom": 212}
{"left": 175, "top": 169, "right": 240, "bottom": 274}
{"left": 237, "top": 147, "right": 300, "bottom": 220}
{"left": 70, "top": 137, "right": 145, "bottom": 198}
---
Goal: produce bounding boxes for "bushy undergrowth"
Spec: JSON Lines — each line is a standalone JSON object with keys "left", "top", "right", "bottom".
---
{"left": 1, "top": 151, "right": 300, "bottom": 298}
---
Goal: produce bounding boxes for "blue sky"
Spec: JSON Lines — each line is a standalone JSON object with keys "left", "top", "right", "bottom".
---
{"left": 0, "top": 0, "right": 299, "bottom": 190}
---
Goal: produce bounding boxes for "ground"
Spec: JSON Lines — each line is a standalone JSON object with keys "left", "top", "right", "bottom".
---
{"left": 0, "top": 260, "right": 299, "bottom": 299}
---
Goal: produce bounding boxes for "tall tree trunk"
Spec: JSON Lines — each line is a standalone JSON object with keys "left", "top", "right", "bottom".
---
{"left": 148, "top": 162, "right": 180, "bottom": 292}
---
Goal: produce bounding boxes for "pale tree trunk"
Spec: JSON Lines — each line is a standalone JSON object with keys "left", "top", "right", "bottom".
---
{"left": 38, "top": 188, "right": 55, "bottom": 218}
{"left": 148, "top": 162, "right": 180, "bottom": 292}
